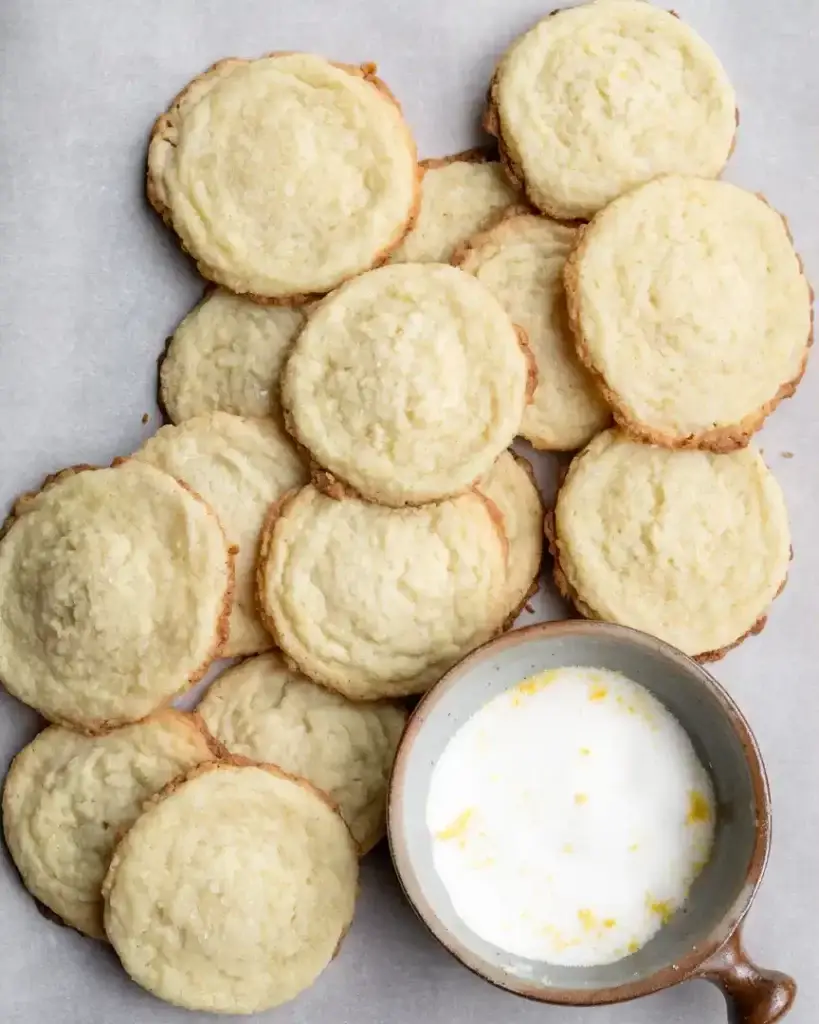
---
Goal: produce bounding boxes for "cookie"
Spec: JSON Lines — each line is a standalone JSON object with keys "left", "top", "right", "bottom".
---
{"left": 2, "top": 711, "right": 216, "bottom": 938}
{"left": 198, "top": 653, "right": 407, "bottom": 853}
{"left": 103, "top": 761, "right": 358, "bottom": 1014}
{"left": 148, "top": 53, "right": 419, "bottom": 302}
{"left": 282, "top": 263, "right": 533, "bottom": 506}
{"left": 565, "top": 177, "right": 813, "bottom": 450}
{"left": 548, "top": 430, "right": 791, "bottom": 660}
{"left": 160, "top": 289, "right": 305, "bottom": 423}
{"left": 485, "top": 0, "right": 736, "bottom": 220}
{"left": 134, "top": 413, "right": 308, "bottom": 657}
{"left": 455, "top": 213, "right": 610, "bottom": 450}
{"left": 388, "top": 149, "right": 519, "bottom": 264}
{"left": 257, "top": 485, "right": 509, "bottom": 699}
{"left": 477, "top": 451, "right": 544, "bottom": 624}
{"left": 0, "top": 462, "right": 233, "bottom": 731}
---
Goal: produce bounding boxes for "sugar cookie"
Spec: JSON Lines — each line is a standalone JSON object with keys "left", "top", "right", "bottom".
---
{"left": 148, "top": 53, "right": 419, "bottom": 302}
{"left": 565, "top": 177, "right": 813, "bottom": 449}
{"left": 134, "top": 413, "right": 308, "bottom": 657}
{"left": 477, "top": 451, "right": 543, "bottom": 623}
{"left": 485, "top": 0, "right": 736, "bottom": 219}
{"left": 0, "top": 462, "right": 233, "bottom": 730}
{"left": 160, "top": 289, "right": 305, "bottom": 423}
{"left": 257, "top": 486, "right": 509, "bottom": 698}
{"left": 389, "top": 149, "right": 519, "bottom": 264}
{"left": 548, "top": 430, "right": 791, "bottom": 659}
{"left": 282, "top": 263, "right": 532, "bottom": 506}
{"left": 2, "top": 712, "right": 216, "bottom": 938}
{"left": 103, "top": 762, "right": 358, "bottom": 1014}
{"left": 198, "top": 653, "right": 406, "bottom": 853}
{"left": 456, "top": 213, "right": 609, "bottom": 449}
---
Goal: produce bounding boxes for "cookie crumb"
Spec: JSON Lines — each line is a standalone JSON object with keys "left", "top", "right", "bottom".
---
{"left": 781, "top": 451, "right": 794, "bottom": 459}
{"left": 141, "top": 413, "right": 150, "bottom": 425}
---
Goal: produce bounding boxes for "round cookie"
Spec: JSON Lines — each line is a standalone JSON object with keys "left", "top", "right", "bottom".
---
{"left": 388, "top": 149, "right": 520, "bottom": 264}
{"left": 565, "top": 177, "right": 813, "bottom": 450}
{"left": 485, "top": 0, "right": 737, "bottom": 220}
{"left": 0, "top": 462, "right": 233, "bottom": 731}
{"left": 257, "top": 486, "right": 510, "bottom": 699}
{"left": 148, "top": 53, "right": 419, "bottom": 302}
{"left": 134, "top": 413, "right": 308, "bottom": 657}
{"left": 549, "top": 430, "right": 791, "bottom": 660}
{"left": 2, "top": 711, "right": 216, "bottom": 938}
{"left": 103, "top": 761, "right": 358, "bottom": 1014}
{"left": 160, "top": 289, "right": 306, "bottom": 423}
{"left": 282, "top": 263, "right": 533, "bottom": 506}
{"left": 476, "top": 451, "right": 544, "bottom": 623}
{"left": 456, "top": 213, "right": 610, "bottom": 450}
{"left": 198, "top": 653, "right": 407, "bottom": 853}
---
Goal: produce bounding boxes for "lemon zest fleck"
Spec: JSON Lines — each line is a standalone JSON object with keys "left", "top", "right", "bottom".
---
{"left": 589, "top": 684, "right": 608, "bottom": 702}
{"left": 574, "top": 792, "right": 588, "bottom": 805}
{"left": 603, "top": 918, "right": 617, "bottom": 929}
{"left": 435, "top": 808, "right": 473, "bottom": 841}
{"left": 646, "top": 895, "right": 674, "bottom": 924}
{"left": 686, "top": 789, "right": 712, "bottom": 825}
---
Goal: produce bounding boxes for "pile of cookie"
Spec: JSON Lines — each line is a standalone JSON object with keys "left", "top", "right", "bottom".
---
{"left": 0, "top": 1, "right": 811, "bottom": 1016}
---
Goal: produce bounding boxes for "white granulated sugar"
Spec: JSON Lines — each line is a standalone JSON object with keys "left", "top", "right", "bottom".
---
{"left": 426, "top": 667, "right": 715, "bottom": 967}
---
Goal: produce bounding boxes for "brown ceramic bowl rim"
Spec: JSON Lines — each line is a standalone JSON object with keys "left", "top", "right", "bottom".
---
{"left": 388, "top": 620, "right": 771, "bottom": 1007}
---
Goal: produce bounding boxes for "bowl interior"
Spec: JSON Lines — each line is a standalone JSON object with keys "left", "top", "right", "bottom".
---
{"left": 389, "top": 623, "right": 766, "bottom": 1000}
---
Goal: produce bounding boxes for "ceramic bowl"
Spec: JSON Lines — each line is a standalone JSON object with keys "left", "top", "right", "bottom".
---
{"left": 388, "top": 621, "right": 795, "bottom": 1024}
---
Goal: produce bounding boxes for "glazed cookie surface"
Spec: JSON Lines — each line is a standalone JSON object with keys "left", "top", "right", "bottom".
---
{"left": 476, "top": 451, "right": 544, "bottom": 622}
{"left": 282, "top": 263, "right": 531, "bottom": 506}
{"left": 2, "top": 712, "right": 216, "bottom": 938}
{"left": 550, "top": 430, "right": 791, "bottom": 659}
{"left": 103, "top": 762, "right": 358, "bottom": 1014}
{"left": 486, "top": 0, "right": 736, "bottom": 219}
{"left": 148, "top": 53, "right": 419, "bottom": 301}
{"left": 134, "top": 413, "right": 308, "bottom": 657}
{"left": 160, "top": 290, "right": 306, "bottom": 422}
{"left": 0, "top": 462, "right": 232, "bottom": 730}
{"left": 389, "top": 150, "right": 519, "bottom": 264}
{"left": 565, "top": 177, "right": 812, "bottom": 449}
{"left": 198, "top": 653, "right": 407, "bottom": 853}
{"left": 257, "top": 486, "right": 509, "bottom": 698}
{"left": 456, "top": 213, "right": 609, "bottom": 450}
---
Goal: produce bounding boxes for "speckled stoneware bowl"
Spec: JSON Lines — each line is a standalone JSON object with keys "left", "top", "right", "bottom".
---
{"left": 388, "top": 621, "right": 795, "bottom": 1024}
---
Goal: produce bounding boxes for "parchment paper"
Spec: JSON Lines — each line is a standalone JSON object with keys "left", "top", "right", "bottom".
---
{"left": 1, "top": 1, "right": 817, "bottom": 1021}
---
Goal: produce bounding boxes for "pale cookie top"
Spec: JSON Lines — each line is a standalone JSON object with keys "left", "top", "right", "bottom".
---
{"left": 134, "top": 413, "right": 308, "bottom": 657}
{"left": 282, "top": 263, "right": 531, "bottom": 506}
{"left": 476, "top": 451, "right": 543, "bottom": 621}
{"left": 160, "top": 290, "right": 306, "bottom": 422}
{"left": 489, "top": 0, "right": 736, "bottom": 219}
{"left": 103, "top": 762, "right": 358, "bottom": 1015}
{"left": 257, "top": 486, "right": 510, "bottom": 699}
{"left": 148, "top": 53, "right": 418, "bottom": 300}
{"left": 0, "top": 462, "right": 232, "bottom": 730}
{"left": 553, "top": 430, "right": 791, "bottom": 658}
{"left": 198, "top": 653, "right": 407, "bottom": 853}
{"left": 457, "top": 214, "right": 610, "bottom": 450}
{"left": 566, "top": 177, "right": 812, "bottom": 449}
{"left": 389, "top": 152, "right": 519, "bottom": 264}
{"left": 2, "top": 712, "right": 216, "bottom": 938}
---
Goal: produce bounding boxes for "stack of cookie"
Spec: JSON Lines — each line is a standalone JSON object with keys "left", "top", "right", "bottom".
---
{"left": 0, "top": 1, "right": 812, "bottom": 1015}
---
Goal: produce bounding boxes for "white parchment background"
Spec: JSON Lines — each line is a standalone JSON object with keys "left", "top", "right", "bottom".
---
{"left": 0, "top": 1, "right": 817, "bottom": 1022}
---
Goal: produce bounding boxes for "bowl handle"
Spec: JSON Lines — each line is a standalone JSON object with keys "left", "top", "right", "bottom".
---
{"left": 695, "top": 929, "right": 796, "bottom": 1024}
